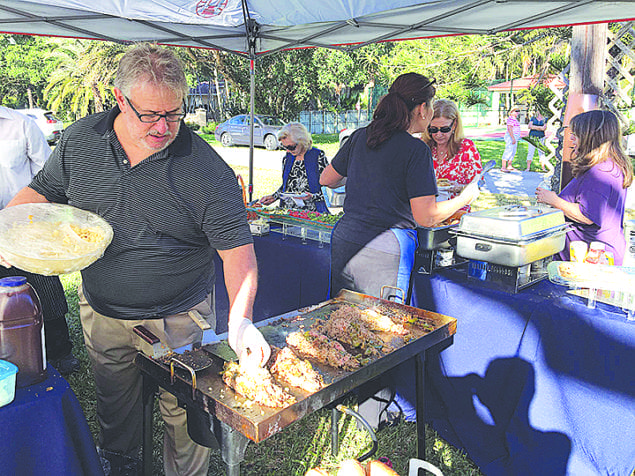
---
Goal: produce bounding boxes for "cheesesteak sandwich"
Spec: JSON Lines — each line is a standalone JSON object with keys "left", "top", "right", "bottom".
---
{"left": 270, "top": 346, "right": 326, "bottom": 393}
{"left": 221, "top": 361, "right": 296, "bottom": 408}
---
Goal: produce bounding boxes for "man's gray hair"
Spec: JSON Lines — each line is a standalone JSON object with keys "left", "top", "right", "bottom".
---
{"left": 114, "top": 43, "right": 188, "bottom": 99}
{"left": 278, "top": 122, "right": 312, "bottom": 154}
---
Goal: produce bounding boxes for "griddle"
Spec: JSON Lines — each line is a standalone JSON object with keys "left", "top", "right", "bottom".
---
{"left": 135, "top": 290, "right": 456, "bottom": 473}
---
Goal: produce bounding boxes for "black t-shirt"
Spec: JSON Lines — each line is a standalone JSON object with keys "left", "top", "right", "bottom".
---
{"left": 331, "top": 127, "right": 437, "bottom": 244}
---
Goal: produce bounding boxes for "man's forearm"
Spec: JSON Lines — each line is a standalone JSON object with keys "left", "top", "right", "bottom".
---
{"left": 6, "top": 187, "right": 49, "bottom": 207}
{"left": 218, "top": 244, "right": 258, "bottom": 322}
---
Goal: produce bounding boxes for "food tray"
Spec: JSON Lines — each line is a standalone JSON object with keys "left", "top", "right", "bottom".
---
{"left": 0, "top": 203, "right": 113, "bottom": 275}
{"left": 458, "top": 205, "right": 565, "bottom": 241}
{"left": 270, "top": 223, "right": 332, "bottom": 245}
{"left": 417, "top": 224, "right": 457, "bottom": 250}
{"left": 455, "top": 227, "right": 566, "bottom": 267}
{"left": 247, "top": 207, "right": 339, "bottom": 231}
{"left": 547, "top": 261, "right": 635, "bottom": 292}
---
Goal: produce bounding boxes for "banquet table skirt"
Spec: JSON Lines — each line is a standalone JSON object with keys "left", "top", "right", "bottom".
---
{"left": 214, "top": 232, "right": 331, "bottom": 333}
{"left": 399, "top": 269, "right": 635, "bottom": 476}
{"left": 0, "top": 366, "right": 103, "bottom": 476}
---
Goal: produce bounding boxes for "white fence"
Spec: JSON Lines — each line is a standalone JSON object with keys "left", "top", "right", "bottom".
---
{"left": 298, "top": 110, "right": 371, "bottom": 134}
{"left": 298, "top": 107, "right": 497, "bottom": 134}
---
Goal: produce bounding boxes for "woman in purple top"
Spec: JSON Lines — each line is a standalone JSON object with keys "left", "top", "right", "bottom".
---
{"left": 536, "top": 110, "right": 633, "bottom": 265}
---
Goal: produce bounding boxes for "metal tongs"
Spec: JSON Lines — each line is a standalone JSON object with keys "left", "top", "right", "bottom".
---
{"left": 477, "top": 159, "right": 496, "bottom": 187}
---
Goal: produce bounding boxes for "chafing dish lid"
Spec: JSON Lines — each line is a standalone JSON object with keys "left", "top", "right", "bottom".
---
{"left": 458, "top": 205, "right": 565, "bottom": 240}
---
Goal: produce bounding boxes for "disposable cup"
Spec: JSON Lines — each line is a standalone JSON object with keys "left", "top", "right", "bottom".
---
{"left": 570, "top": 241, "right": 588, "bottom": 263}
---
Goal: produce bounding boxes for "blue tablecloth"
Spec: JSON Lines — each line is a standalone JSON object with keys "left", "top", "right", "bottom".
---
{"left": 214, "top": 232, "right": 331, "bottom": 332}
{"left": 214, "top": 234, "right": 635, "bottom": 475}
{"left": 405, "top": 270, "right": 635, "bottom": 476}
{"left": 0, "top": 366, "right": 103, "bottom": 476}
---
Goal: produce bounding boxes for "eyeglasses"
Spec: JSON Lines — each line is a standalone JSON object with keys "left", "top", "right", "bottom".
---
{"left": 125, "top": 96, "right": 185, "bottom": 123}
{"left": 282, "top": 143, "right": 297, "bottom": 151}
{"left": 428, "top": 119, "right": 455, "bottom": 134}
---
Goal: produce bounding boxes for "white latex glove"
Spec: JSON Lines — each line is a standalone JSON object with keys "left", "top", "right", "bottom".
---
{"left": 460, "top": 179, "right": 481, "bottom": 206}
{"left": 228, "top": 317, "right": 271, "bottom": 368}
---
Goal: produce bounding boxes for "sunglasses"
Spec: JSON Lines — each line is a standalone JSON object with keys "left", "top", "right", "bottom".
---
{"left": 428, "top": 120, "right": 455, "bottom": 134}
{"left": 282, "top": 143, "right": 297, "bottom": 151}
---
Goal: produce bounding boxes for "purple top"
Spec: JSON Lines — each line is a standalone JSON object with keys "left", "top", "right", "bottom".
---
{"left": 558, "top": 160, "right": 627, "bottom": 265}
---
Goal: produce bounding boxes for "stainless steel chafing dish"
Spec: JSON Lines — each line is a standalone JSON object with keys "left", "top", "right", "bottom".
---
{"left": 453, "top": 205, "right": 567, "bottom": 267}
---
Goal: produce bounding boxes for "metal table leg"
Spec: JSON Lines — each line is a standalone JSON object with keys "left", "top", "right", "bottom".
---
{"left": 141, "top": 374, "right": 157, "bottom": 476}
{"left": 220, "top": 420, "right": 250, "bottom": 476}
{"left": 415, "top": 352, "right": 426, "bottom": 461}
{"left": 331, "top": 407, "right": 339, "bottom": 456}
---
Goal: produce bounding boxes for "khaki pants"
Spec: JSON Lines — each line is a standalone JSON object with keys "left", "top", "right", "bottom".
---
{"left": 79, "top": 285, "right": 212, "bottom": 476}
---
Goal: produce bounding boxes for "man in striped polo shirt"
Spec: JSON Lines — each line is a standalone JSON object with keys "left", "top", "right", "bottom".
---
{"left": 4, "top": 43, "right": 270, "bottom": 476}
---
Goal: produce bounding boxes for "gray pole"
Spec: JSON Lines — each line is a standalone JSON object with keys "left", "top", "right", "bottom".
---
{"left": 249, "top": 56, "right": 255, "bottom": 202}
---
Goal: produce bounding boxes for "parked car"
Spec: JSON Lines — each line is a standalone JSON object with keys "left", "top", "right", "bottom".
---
{"left": 338, "top": 121, "right": 370, "bottom": 147}
{"left": 214, "top": 114, "right": 284, "bottom": 150}
{"left": 17, "top": 108, "right": 64, "bottom": 144}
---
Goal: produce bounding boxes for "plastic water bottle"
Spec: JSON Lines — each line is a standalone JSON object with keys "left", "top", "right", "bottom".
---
{"left": 0, "top": 276, "right": 47, "bottom": 387}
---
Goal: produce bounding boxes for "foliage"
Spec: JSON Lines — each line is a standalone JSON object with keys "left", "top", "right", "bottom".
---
{"left": 0, "top": 35, "right": 57, "bottom": 108}
{"left": 186, "top": 121, "right": 201, "bottom": 131}
{"left": 44, "top": 40, "right": 126, "bottom": 120}
{"left": 0, "top": 25, "right": 586, "bottom": 129}
{"left": 202, "top": 122, "right": 218, "bottom": 134}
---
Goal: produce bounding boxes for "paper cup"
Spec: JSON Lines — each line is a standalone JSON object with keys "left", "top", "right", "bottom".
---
{"left": 570, "top": 241, "right": 588, "bottom": 263}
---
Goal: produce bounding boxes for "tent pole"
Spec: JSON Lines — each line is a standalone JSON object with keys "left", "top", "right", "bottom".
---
{"left": 249, "top": 56, "right": 255, "bottom": 202}
{"left": 243, "top": 11, "right": 259, "bottom": 204}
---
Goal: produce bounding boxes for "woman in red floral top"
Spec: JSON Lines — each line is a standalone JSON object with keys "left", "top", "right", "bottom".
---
{"left": 423, "top": 99, "right": 482, "bottom": 208}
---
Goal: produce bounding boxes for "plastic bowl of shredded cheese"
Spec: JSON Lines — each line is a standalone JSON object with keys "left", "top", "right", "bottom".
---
{"left": 0, "top": 203, "right": 113, "bottom": 275}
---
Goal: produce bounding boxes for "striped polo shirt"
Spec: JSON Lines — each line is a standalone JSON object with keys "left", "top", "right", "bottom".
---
{"left": 30, "top": 106, "right": 253, "bottom": 320}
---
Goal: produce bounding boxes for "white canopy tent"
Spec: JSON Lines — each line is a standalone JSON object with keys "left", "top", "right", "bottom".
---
{"left": 1, "top": 0, "right": 634, "bottom": 198}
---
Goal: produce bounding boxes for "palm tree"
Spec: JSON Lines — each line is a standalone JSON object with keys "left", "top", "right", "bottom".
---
{"left": 44, "top": 40, "right": 126, "bottom": 119}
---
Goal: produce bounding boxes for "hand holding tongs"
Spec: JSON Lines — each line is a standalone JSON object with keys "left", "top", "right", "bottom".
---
{"left": 477, "top": 159, "right": 496, "bottom": 188}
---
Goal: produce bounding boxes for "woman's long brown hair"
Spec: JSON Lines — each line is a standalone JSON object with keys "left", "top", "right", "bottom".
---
{"left": 570, "top": 110, "right": 633, "bottom": 188}
{"left": 367, "top": 72, "right": 436, "bottom": 149}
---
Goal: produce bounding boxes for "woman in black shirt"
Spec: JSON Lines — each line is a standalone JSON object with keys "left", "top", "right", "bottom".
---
{"left": 321, "top": 72, "right": 479, "bottom": 299}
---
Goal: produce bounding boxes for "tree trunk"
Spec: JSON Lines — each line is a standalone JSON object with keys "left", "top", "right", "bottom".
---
{"left": 92, "top": 83, "right": 104, "bottom": 113}
{"left": 560, "top": 24, "right": 606, "bottom": 189}
{"left": 27, "top": 87, "right": 34, "bottom": 109}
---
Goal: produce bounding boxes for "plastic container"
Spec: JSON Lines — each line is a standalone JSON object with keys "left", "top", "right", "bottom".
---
{"left": 0, "top": 359, "right": 18, "bottom": 407}
{"left": 570, "top": 241, "right": 588, "bottom": 263}
{"left": 585, "top": 241, "right": 606, "bottom": 264}
{"left": 0, "top": 276, "right": 47, "bottom": 387}
{"left": 0, "top": 203, "right": 113, "bottom": 275}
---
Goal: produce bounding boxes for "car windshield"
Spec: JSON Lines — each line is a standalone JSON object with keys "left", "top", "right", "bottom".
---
{"left": 259, "top": 116, "right": 284, "bottom": 127}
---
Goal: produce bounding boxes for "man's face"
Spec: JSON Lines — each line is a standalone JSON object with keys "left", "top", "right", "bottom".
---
{"left": 115, "top": 83, "right": 183, "bottom": 152}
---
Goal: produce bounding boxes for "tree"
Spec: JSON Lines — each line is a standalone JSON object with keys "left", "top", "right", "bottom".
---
{"left": 0, "top": 35, "right": 56, "bottom": 108}
{"left": 44, "top": 40, "right": 125, "bottom": 120}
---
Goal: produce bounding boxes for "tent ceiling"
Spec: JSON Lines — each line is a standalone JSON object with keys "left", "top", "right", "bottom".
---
{"left": 1, "top": 1, "right": 634, "bottom": 57}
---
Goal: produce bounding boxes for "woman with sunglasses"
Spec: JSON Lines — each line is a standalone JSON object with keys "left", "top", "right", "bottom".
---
{"left": 423, "top": 99, "right": 482, "bottom": 209}
{"left": 536, "top": 110, "right": 633, "bottom": 264}
{"left": 259, "top": 122, "right": 329, "bottom": 213}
